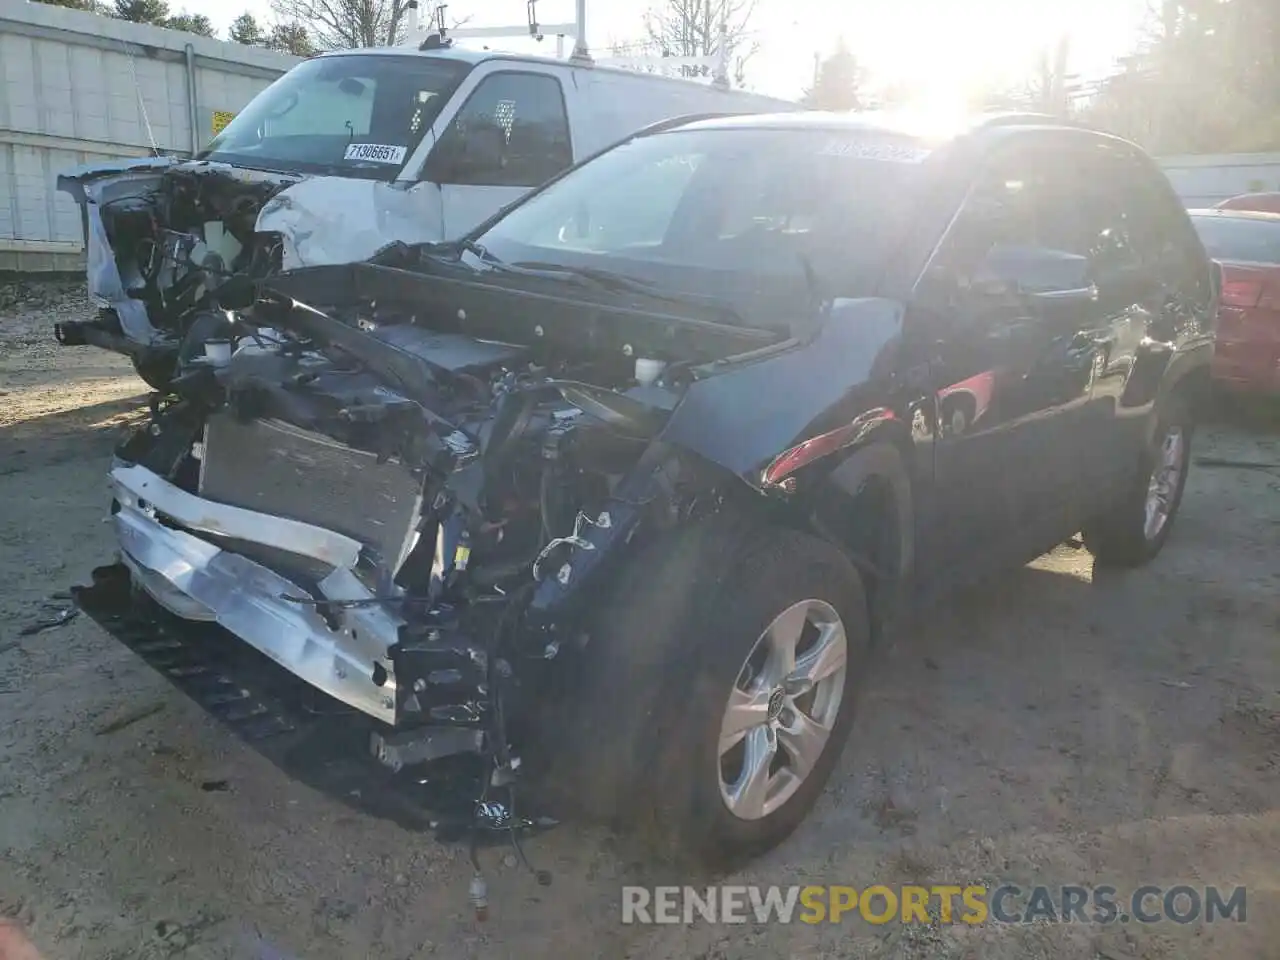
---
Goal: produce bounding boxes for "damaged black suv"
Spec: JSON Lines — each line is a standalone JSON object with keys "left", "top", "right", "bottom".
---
{"left": 77, "top": 113, "right": 1217, "bottom": 868}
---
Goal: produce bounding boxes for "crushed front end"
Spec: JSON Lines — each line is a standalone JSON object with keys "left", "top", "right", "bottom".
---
{"left": 76, "top": 258, "right": 783, "bottom": 844}
{"left": 55, "top": 160, "right": 296, "bottom": 384}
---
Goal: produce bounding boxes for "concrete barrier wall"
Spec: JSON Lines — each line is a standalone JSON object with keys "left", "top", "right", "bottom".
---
{"left": 1158, "top": 153, "right": 1280, "bottom": 209}
{"left": 0, "top": 0, "right": 299, "bottom": 271}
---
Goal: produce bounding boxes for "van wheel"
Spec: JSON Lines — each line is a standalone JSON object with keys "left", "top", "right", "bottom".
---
{"left": 130, "top": 353, "right": 175, "bottom": 393}
{"left": 549, "top": 519, "right": 869, "bottom": 868}
{"left": 1083, "top": 394, "right": 1193, "bottom": 567}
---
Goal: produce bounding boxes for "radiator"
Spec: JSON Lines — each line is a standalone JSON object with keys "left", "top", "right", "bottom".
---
{"left": 199, "top": 414, "right": 423, "bottom": 572}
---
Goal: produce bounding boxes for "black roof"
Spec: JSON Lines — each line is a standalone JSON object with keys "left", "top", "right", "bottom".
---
{"left": 670, "top": 110, "right": 1112, "bottom": 151}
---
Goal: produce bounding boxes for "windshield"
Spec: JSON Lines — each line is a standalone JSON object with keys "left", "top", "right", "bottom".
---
{"left": 1191, "top": 214, "right": 1280, "bottom": 264}
{"left": 475, "top": 127, "right": 927, "bottom": 328}
{"left": 202, "top": 54, "right": 471, "bottom": 179}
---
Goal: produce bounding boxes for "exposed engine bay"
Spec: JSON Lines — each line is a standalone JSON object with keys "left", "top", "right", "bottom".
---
{"left": 86, "top": 256, "right": 808, "bottom": 862}
{"left": 55, "top": 161, "right": 295, "bottom": 377}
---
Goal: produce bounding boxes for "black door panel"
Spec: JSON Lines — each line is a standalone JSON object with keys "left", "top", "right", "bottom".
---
{"left": 908, "top": 139, "right": 1111, "bottom": 582}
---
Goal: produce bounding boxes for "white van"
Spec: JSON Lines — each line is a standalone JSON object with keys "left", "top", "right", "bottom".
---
{"left": 56, "top": 44, "right": 795, "bottom": 375}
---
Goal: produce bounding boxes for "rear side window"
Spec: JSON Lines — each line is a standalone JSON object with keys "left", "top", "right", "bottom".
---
{"left": 427, "top": 71, "right": 572, "bottom": 187}
{"left": 1078, "top": 144, "right": 1213, "bottom": 310}
{"left": 1190, "top": 215, "right": 1280, "bottom": 264}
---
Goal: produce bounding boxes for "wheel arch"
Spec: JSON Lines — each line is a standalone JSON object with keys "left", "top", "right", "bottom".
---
{"left": 1151, "top": 343, "right": 1213, "bottom": 442}
{"left": 745, "top": 434, "right": 915, "bottom": 642}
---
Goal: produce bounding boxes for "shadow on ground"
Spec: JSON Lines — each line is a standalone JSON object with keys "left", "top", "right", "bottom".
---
{"left": 0, "top": 393, "right": 148, "bottom": 477}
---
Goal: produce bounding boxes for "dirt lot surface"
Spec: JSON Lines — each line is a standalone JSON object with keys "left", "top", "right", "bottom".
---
{"left": 1, "top": 280, "right": 1278, "bottom": 960}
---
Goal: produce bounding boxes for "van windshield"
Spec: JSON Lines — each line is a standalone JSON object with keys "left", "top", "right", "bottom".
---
{"left": 201, "top": 54, "right": 471, "bottom": 180}
{"left": 476, "top": 126, "right": 927, "bottom": 328}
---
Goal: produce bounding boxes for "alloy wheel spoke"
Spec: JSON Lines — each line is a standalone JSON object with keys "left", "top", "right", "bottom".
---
{"left": 763, "top": 604, "right": 808, "bottom": 681}
{"left": 776, "top": 707, "right": 830, "bottom": 779}
{"left": 726, "top": 726, "right": 776, "bottom": 820}
{"left": 719, "top": 685, "right": 772, "bottom": 755}
{"left": 788, "top": 622, "right": 847, "bottom": 693}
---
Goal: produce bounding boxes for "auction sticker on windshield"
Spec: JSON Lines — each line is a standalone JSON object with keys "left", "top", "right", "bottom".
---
{"left": 344, "top": 143, "right": 409, "bottom": 164}
{"left": 819, "top": 141, "right": 931, "bottom": 163}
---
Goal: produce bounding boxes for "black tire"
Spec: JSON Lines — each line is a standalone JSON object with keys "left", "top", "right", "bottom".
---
{"left": 130, "top": 353, "right": 175, "bottom": 393}
{"left": 540, "top": 515, "right": 870, "bottom": 868}
{"left": 1083, "top": 393, "right": 1193, "bottom": 567}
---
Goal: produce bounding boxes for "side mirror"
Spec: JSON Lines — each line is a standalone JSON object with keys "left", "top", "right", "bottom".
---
{"left": 980, "top": 244, "right": 1097, "bottom": 303}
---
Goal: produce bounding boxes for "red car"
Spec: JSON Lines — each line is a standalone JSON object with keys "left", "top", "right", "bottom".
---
{"left": 1189, "top": 208, "right": 1280, "bottom": 396}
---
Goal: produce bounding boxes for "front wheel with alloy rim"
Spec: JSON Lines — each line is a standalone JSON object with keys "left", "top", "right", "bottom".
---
{"left": 1083, "top": 394, "right": 1193, "bottom": 567}
{"left": 549, "top": 519, "right": 870, "bottom": 868}
{"left": 717, "top": 598, "right": 850, "bottom": 822}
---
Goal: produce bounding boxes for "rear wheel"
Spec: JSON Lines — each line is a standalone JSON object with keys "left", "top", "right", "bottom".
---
{"left": 546, "top": 519, "right": 869, "bottom": 867}
{"left": 1083, "top": 394, "right": 1193, "bottom": 566}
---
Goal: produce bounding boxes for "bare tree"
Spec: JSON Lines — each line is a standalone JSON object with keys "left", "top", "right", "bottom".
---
{"left": 269, "top": 0, "right": 408, "bottom": 49}
{"left": 643, "top": 0, "right": 758, "bottom": 86}
{"left": 268, "top": 0, "right": 470, "bottom": 51}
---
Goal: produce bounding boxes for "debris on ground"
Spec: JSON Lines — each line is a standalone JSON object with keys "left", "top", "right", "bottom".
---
{"left": 18, "top": 606, "right": 79, "bottom": 637}
{"left": 93, "top": 701, "right": 167, "bottom": 736}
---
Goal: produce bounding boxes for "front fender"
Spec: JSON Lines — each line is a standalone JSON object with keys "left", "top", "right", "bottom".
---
{"left": 657, "top": 298, "right": 906, "bottom": 482}
{"left": 256, "top": 178, "right": 447, "bottom": 271}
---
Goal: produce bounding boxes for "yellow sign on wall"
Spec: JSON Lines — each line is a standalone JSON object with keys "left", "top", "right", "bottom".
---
{"left": 211, "top": 111, "right": 235, "bottom": 135}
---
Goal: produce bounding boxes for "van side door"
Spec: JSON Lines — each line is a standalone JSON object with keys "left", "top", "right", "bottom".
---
{"left": 417, "top": 65, "right": 576, "bottom": 238}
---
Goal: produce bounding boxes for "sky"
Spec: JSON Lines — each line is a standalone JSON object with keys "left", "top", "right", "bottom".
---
{"left": 182, "top": 0, "right": 1152, "bottom": 103}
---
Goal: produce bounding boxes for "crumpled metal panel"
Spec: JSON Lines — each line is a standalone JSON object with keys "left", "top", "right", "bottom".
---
{"left": 111, "top": 465, "right": 402, "bottom": 724}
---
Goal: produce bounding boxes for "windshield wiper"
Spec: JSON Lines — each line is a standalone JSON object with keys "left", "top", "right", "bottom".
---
{"left": 462, "top": 239, "right": 496, "bottom": 261}
{"left": 503, "top": 260, "right": 747, "bottom": 324}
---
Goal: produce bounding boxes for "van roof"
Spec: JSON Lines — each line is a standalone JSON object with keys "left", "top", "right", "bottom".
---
{"left": 317, "top": 46, "right": 795, "bottom": 105}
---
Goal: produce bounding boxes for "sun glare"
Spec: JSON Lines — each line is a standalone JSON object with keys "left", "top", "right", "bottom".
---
{"left": 880, "top": 92, "right": 980, "bottom": 139}
{"left": 766, "top": 0, "right": 1147, "bottom": 102}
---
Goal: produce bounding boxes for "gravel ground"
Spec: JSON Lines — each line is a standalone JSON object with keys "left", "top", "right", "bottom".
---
{"left": 1, "top": 280, "right": 1278, "bottom": 960}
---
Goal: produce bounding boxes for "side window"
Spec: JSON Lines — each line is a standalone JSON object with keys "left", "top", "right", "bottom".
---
{"left": 921, "top": 143, "right": 1086, "bottom": 306}
{"left": 1119, "top": 156, "right": 1214, "bottom": 309}
{"left": 426, "top": 72, "right": 572, "bottom": 187}
{"left": 1070, "top": 147, "right": 1149, "bottom": 297}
